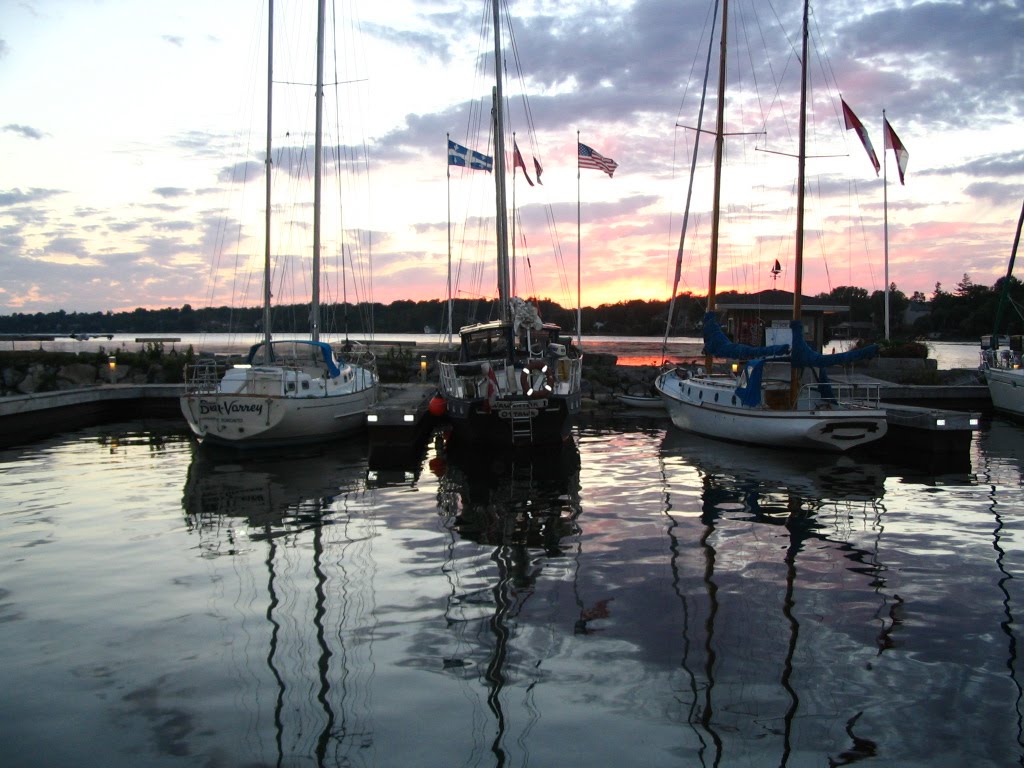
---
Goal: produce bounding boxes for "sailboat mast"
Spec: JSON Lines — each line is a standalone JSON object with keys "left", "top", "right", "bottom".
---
{"left": 790, "top": 0, "right": 810, "bottom": 403}
{"left": 703, "top": 0, "right": 729, "bottom": 371}
{"left": 491, "top": 0, "right": 510, "bottom": 323}
{"left": 263, "top": 0, "right": 274, "bottom": 349}
{"left": 793, "top": 0, "right": 808, "bottom": 322}
{"left": 993, "top": 199, "right": 1024, "bottom": 338}
{"left": 311, "top": 0, "right": 326, "bottom": 342}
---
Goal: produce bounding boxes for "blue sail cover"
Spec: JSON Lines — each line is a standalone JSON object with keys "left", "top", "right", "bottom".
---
{"left": 788, "top": 320, "right": 879, "bottom": 368}
{"left": 702, "top": 311, "right": 790, "bottom": 359}
{"left": 729, "top": 319, "right": 879, "bottom": 407}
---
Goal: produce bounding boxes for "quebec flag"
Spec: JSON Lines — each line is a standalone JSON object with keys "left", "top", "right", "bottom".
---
{"left": 448, "top": 139, "right": 493, "bottom": 172}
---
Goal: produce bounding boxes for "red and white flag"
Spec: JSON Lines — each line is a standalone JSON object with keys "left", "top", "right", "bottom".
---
{"left": 883, "top": 118, "right": 909, "bottom": 185}
{"left": 513, "top": 141, "right": 534, "bottom": 187}
{"left": 841, "top": 98, "right": 880, "bottom": 175}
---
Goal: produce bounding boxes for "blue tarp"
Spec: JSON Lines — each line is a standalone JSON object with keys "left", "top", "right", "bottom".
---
{"left": 735, "top": 358, "right": 767, "bottom": 406}
{"left": 713, "top": 317, "right": 879, "bottom": 407}
{"left": 788, "top": 320, "right": 878, "bottom": 368}
{"left": 702, "top": 311, "right": 790, "bottom": 359}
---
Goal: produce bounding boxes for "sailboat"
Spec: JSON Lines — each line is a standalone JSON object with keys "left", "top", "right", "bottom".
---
{"left": 654, "top": 0, "right": 887, "bottom": 452}
{"left": 180, "top": 0, "right": 378, "bottom": 449}
{"left": 435, "top": 0, "right": 583, "bottom": 449}
{"left": 981, "top": 199, "right": 1024, "bottom": 419}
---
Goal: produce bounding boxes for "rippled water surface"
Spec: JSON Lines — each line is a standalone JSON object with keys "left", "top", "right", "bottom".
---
{"left": 2, "top": 415, "right": 1023, "bottom": 767}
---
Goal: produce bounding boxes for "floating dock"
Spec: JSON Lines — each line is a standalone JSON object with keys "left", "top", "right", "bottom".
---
{"left": 366, "top": 383, "right": 438, "bottom": 468}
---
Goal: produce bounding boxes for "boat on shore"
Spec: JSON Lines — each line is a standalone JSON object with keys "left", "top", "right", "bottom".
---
{"left": 179, "top": 0, "right": 378, "bottom": 449}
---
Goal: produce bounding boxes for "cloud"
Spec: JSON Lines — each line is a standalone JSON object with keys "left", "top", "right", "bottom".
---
{"left": 3, "top": 124, "right": 44, "bottom": 140}
{"left": 153, "top": 187, "right": 190, "bottom": 199}
{"left": 162, "top": 35, "right": 184, "bottom": 48}
{"left": 0, "top": 188, "right": 64, "bottom": 207}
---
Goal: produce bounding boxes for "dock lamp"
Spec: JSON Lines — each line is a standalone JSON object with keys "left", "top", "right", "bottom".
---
{"left": 419, "top": 355, "right": 427, "bottom": 382}
{"left": 107, "top": 356, "right": 117, "bottom": 384}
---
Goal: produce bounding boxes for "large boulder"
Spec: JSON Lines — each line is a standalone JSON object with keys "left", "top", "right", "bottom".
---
{"left": 57, "top": 363, "right": 99, "bottom": 388}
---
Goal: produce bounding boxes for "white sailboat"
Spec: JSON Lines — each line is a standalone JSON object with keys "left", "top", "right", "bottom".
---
{"left": 655, "top": 0, "right": 888, "bottom": 452}
{"left": 981, "top": 199, "right": 1024, "bottom": 419}
{"left": 436, "top": 0, "right": 583, "bottom": 448}
{"left": 180, "top": 0, "right": 378, "bottom": 449}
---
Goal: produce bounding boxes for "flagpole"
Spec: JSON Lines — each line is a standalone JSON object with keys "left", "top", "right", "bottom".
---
{"left": 446, "top": 134, "right": 453, "bottom": 347}
{"left": 576, "top": 130, "right": 582, "bottom": 348}
{"left": 882, "top": 109, "right": 890, "bottom": 341}
{"left": 511, "top": 132, "right": 517, "bottom": 296}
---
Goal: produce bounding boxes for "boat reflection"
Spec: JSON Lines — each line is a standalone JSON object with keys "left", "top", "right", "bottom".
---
{"left": 658, "top": 431, "right": 893, "bottom": 766}
{"left": 432, "top": 436, "right": 583, "bottom": 763}
{"left": 182, "top": 443, "right": 375, "bottom": 766}
{"left": 979, "top": 417, "right": 1024, "bottom": 753}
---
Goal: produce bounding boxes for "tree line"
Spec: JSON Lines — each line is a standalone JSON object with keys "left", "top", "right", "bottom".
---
{"left": 1, "top": 274, "right": 1020, "bottom": 340}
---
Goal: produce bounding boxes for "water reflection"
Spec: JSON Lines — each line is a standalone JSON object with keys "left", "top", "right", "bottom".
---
{"left": 182, "top": 444, "right": 376, "bottom": 766}
{"left": 658, "top": 432, "right": 892, "bottom": 766}
{"left": 979, "top": 418, "right": 1024, "bottom": 754}
{"left": 432, "top": 437, "right": 583, "bottom": 764}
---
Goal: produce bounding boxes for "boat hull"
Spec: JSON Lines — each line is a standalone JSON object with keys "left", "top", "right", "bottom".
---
{"left": 180, "top": 387, "right": 377, "bottom": 448}
{"left": 655, "top": 369, "right": 887, "bottom": 452}
{"left": 985, "top": 366, "right": 1024, "bottom": 418}
{"left": 443, "top": 393, "right": 580, "bottom": 449}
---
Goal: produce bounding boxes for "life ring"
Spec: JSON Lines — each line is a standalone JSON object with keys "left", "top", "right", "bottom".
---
{"left": 520, "top": 360, "right": 554, "bottom": 397}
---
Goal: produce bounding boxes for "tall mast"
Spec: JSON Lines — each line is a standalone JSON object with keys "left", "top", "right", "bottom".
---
{"left": 491, "top": 0, "right": 510, "bottom": 322}
{"left": 993, "top": 199, "right": 1024, "bottom": 339}
{"left": 790, "top": 0, "right": 810, "bottom": 402}
{"left": 311, "top": 0, "right": 326, "bottom": 341}
{"left": 703, "top": 0, "right": 729, "bottom": 371}
{"left": 263, "top": 0, "right": 274, "bottom": 348}
{"left": 793, "top": 0, "right": 808, "bottom": 323}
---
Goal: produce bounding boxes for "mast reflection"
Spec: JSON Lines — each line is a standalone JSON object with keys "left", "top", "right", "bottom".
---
{"left": 433, "top": 436, "right": 582, "bottom": 764}
{"left": 182, "top": 443, "right": 373, "bottom": 767}
{"left": 659, "top": 431, "right": 890, "bottom": 766}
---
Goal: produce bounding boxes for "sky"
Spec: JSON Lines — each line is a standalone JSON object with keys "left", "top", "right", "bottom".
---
{"left": 1, "top": 0, "right": 1022, "bottom": 316}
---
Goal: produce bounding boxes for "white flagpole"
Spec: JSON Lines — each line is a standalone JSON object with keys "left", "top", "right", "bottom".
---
{"left": 882, "top": 109, "right": 890, "bottom": 341}
{"left": 576, "top": 130, "right": 582, "bottom": 347}
{"left": 446, "top": 133, "right": 453, "bottom": 347}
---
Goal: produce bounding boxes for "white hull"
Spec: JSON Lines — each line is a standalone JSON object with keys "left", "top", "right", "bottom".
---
{"left": 181, "top": 357, "right": 377, "bottom": 448}
{"left": 985, "top": 365, "right": 1024, "bottom": 418}
{"left": 655, "top": 369, "right": 887, "bottom": 452}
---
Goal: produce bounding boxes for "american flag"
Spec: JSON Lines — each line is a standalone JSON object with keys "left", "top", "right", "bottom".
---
{"left": 578, "top": 143, "right": 618, "bottom": 177}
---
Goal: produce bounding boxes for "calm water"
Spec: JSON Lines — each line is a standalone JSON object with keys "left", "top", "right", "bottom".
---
{"left": 2, "top": 412, "right": 1023, "bottom": 767}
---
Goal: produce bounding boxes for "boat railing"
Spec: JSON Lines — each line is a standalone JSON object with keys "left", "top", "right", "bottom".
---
{"left": 799, "top": 380, "right": 884, "bottom": 409}
{"left": 981, "top": 347, "right": 1022, "bottom": 371}
{"left": 183, "top": 360, "right": 223, "bottom": 394}
{"left": 438, "top": 356, "right": 582, "bottom": 399}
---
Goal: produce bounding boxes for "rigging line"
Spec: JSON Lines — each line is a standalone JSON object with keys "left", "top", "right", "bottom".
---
{"left": 663, "top": 0, "right": 719, "bottom": 362}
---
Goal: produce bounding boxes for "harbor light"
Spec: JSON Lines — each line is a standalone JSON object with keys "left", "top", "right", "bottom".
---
{"left": 419, "top": 355, "right": 427, "bottom": 381}
{"left": 107, "top": 356, "right": 116, "bottom": 384}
